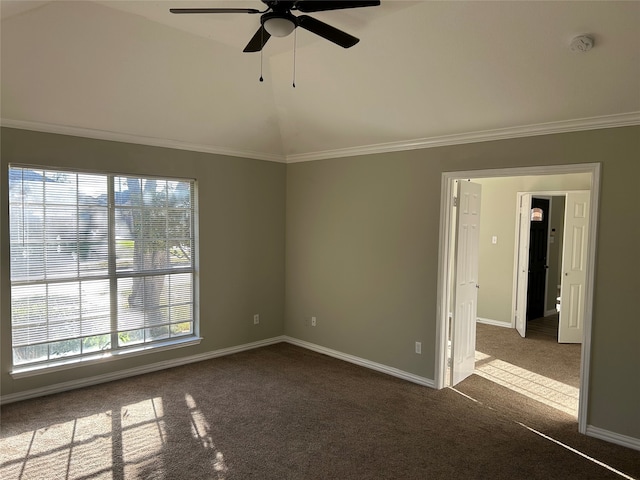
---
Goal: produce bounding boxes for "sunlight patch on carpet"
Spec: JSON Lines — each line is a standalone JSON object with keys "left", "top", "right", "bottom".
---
{"left": 185, "top": 393, "right": 228, "bottom": 477}
{"left": 121, "top": 397, "right": 167, "bottom": 477}
{"left": 475, "top": 350, "right": 579, "bottom": 416}
{"left": 0, "top": 394, "right": 232, "bottom": 479}
{"left": 0, "top": 397, "right": 170, "bottom": 480}
{"left": 0, "top": 411, "right": 114, "bottom": 479}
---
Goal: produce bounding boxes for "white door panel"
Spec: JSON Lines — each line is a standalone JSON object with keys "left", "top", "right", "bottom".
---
{"left": 558, "top": 192, "right": 589, "bottom": 343}
{"left": 451, "top": 181, "right": 482, "bottom": 386}
{"left": 515, "top": 194, "right": 532, "bottom": 338}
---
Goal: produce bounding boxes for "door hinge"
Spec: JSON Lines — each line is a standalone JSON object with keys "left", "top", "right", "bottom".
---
{"left": 453, "top": 196, "right": 458, "bottom": 207}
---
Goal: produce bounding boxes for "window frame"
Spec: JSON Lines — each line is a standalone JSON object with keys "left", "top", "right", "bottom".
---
{"left": 8, "top": 164, "right": 201, "bottom": 378}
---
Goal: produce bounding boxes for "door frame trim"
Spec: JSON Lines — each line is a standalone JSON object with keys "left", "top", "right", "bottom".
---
{"left": 435, "top": 163, "right": 600, "bottom": 435}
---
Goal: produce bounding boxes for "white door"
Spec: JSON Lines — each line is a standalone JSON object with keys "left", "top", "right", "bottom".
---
{"left": 515, "top": 194, "right": 532, "bottom": 338}
{"left": 558, "top": 191, "right": 590, "bottom": 343}
{"left": 451, "top": 181, "right": 482, "bottom": 385}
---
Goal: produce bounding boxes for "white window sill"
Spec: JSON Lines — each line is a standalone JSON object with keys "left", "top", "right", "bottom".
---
{"left": 10, "top": 336, "right": 203, "bottom": 379}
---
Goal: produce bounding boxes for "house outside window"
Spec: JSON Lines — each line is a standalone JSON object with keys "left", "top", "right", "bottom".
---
{"left": 8, "top": 166, "right": 198, "bottom": 373}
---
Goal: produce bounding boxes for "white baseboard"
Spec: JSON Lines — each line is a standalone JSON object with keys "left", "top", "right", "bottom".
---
{"left": 477, "top": 317, "right": 511, "bottom": 328}
{"left": 586, "top": 425, "right": 640, "bottom": 451}
{"left": 3, "top": 336, "right": 638, "bottom": 453}
{"left": 1, "top": 336, "right": 435, "bottom": 404}
{"left": 0, "top": 336, "right": 286, "bottom": 405}
{"left": 283, "top": 336, "right": 436, "bottom": 388}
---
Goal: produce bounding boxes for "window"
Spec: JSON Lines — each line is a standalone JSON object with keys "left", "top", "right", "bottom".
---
{"left": 8, "top": 166, "right": 198, "bottom": 373}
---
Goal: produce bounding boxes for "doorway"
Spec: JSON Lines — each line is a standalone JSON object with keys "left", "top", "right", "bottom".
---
{"left": 515, "top": 191, "right": 590, "bottom": 343}
{"left": 526, "top": 197, "right": 550, "bottom": 321}
{"left": 435, "top": 164, "right": 600, "bottom": 435}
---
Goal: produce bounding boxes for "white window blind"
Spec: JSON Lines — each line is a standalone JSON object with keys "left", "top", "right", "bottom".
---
{"left": 9, "top": 167, "right": 197, "bottom": 370}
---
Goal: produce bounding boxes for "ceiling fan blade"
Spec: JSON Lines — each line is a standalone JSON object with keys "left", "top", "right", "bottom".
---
{"left": 170, "top": 8, "right": 261, "bottom": 14}
{"left": 297, "top": 15, "right": 359, "bottom": 48}
{"left": 295, "top": 1, "right": 380, "bottom": 13}
{"left": 243, "top": 26, "right": 272, "bottom": 52}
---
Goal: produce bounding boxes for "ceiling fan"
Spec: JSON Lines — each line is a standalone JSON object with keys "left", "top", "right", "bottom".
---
{"left": 170, "top": 1, "right": 381, "bottom": 52}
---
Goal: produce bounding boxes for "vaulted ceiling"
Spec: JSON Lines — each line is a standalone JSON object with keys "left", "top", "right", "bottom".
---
{"left": 2, "top": 1, "right": 639, "bottom": 162}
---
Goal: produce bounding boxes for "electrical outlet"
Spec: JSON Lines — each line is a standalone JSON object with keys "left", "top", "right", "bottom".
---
{"left": 253, "top": 314, "right": 259, "bottom": 325}
{"left": 415, "top": 341, "right": 421, "bottom": 354}
{"left": 311, "top": 316, "right": 317, "bottom": 327}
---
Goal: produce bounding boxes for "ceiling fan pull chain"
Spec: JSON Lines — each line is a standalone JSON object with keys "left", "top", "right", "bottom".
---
{"left": 259, "top": 27, "right": 264, "bottom": 82}
{"left": 292, "top": 28, "right": 297, "bottom": 88}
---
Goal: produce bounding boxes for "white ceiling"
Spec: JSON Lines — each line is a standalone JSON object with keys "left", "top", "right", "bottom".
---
{"left": 2, "top": 1, "right": 639, "bottom": 162}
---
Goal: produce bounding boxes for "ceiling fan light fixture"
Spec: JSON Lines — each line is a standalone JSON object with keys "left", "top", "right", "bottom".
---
{"left": 263, "top": 16, "right": 296, "bottom": 37}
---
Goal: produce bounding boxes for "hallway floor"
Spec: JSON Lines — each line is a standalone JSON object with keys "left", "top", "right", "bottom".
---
{"left": 527, "top": 312, "right": 561, "bottom": 338}
{"left": 474, "top": 322, "right": 581, "bottom": 416}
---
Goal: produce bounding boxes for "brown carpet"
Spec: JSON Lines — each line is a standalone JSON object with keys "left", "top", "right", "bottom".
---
{"left": 1, "top": 343, "right": 638, "bottom": 480}
{"left": 473, "top": 323, "right": 580, "bottom": 423}
{"left": 463, "top": 324, "right": 638, "bottom": 478}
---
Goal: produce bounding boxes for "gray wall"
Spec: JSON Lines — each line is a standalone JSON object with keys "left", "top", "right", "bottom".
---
{"left": 474, "top": 175, "right": 590, "bottom": 325}
{"left": 2, "top": 126, "right": 639, "bottom": 441}
{"left": 0, "top": 127, "right": 286, "bottom": 397}
{"left": 285, "top": 126, "right": 639, "bottom": 439}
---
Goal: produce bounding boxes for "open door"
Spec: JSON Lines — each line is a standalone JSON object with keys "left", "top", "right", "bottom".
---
{"left": 558, "top": 191, "right": 590, "bottom": 343}
{"left": 527, "top": 198, "right": 551, "bottom": 320}
{"left": 451, "top": 180, "right": 482, "bottom": 385}
{"left": 515, "top": 194, "right": 532, "bottom": 337}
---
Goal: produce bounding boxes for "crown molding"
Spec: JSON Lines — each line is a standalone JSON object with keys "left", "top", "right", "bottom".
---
{"left": 0, "top": 118, "right": 287, "bottom": 163}
{"left": 285, "top": 112, "right": 640, "bottom": 163}
{"left": 3, "top": 112, "right": 639, "bottom": 165}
